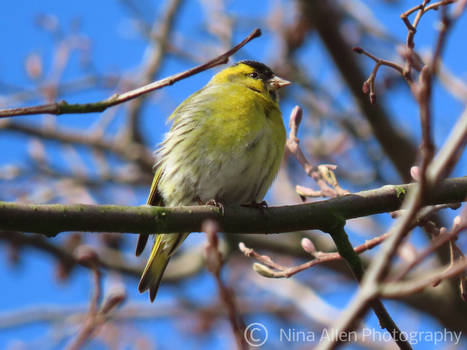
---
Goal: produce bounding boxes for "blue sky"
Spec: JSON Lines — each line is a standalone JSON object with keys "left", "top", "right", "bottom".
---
{"left": 1, "top": 1, "right": 466, "bottom": 349}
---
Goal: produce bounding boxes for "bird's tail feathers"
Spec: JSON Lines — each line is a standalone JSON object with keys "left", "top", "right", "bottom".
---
{"left": 138, "top": 233, "right": 185, "bottom": 302}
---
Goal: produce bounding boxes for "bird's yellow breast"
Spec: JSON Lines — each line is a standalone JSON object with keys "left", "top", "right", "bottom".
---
{"left": 157, "top": 82, "right": 285, "bottom": 205}
{"left": 201, "top": 83, "right": 284, "bottom": 153}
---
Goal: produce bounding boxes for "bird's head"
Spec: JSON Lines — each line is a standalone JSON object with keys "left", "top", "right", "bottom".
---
{"left": 209, "top": 60, "right": 290, "bottom": 101}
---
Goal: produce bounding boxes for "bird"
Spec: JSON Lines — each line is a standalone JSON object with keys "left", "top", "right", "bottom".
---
{"left": 135, "top": 60, "right": 290, "bottom": 301}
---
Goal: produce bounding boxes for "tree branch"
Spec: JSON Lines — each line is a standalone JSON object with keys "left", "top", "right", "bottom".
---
{"left": 0, "top": 28, "right": 261, "bottom": 118}
{"left": 327, "top": 225, "right": 411, "bottom": 350}
{"left": 0, "top": 177, "right": 465, "bottom": 236}
{"left": 301, "top": 1, "right": 418, "bottom": 182}
{"left": 124, "top": 0, "right": 184, "bottom": 144}
{"left": 0, "top": 120, "right": 154, "bottom": 171}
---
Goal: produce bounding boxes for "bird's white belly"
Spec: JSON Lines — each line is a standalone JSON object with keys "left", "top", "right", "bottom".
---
{"left": 160, "top": 131, "right": 279, "bottom": 206}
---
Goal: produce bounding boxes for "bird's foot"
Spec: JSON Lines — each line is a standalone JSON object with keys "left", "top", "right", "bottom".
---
{"left": 195, "top": 196, "right": 204, "bottom": 206}
{"left": 202, "top": 198, "right": 225, "bottom": 215}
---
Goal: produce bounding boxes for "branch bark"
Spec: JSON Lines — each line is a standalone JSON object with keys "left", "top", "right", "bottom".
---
{"left": 0, "top": 177, "right": 465, "bottom": 236}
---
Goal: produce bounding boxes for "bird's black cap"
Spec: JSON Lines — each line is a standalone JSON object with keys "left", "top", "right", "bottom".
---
{"left": 236, "top": 60, "right": 275, "bottom": 80}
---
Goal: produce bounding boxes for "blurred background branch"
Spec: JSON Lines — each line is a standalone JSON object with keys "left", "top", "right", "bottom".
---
{"left": 1, "top": 0, "right": 466, "bottom": 349}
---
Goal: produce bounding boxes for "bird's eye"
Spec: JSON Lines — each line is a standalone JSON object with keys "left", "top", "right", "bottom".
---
{"left": 249, "top": 72, "right": 259, "bottom": 79}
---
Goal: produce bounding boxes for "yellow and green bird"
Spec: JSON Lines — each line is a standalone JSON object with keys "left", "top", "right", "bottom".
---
{"left": 136, "top": 60, "right": 290, "bottom": 301}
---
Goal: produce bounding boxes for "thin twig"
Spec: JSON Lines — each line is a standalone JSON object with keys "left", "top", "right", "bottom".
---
{"left": 392, "top": 223, "right": 467, "bottom": 281}
{"left": 400, "top": 0, "right": 456, "bottom": 76}
{"left": 285, "top": 106, "right": 348, "bottom": 198}
{"left": 125, "top": 0, "right": 184, "bottom": 144}
{"left": 381, "top": 258, "right": 467, "bottom": 298}
{"left": 328, "top": 225, "right": 412, "bottom": 350}
{"left": 318, "top": 2, "right": 466, "bottom": 348}
{"left": 0, "top": 28, "right": 261, "bottom": 118}
{"left": 0, "top": 120, "right": 154, "bottom": 170}
{"left": 66, "top": 247, "right": 102, "bottom": 350}
{"left": 203, "top": 220, "right": 246, "bottom": 349}
{"left": 352, "top": 46, "right": 407, "bottom": 103}
{"left": 239, "top": 233, "right": 390, "bottom": 278}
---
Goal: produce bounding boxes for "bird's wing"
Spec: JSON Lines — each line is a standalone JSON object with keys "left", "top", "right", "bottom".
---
{"left": 137, "top": 165, "right": 188, "bottom": 302}
{"left": 146, "top": 166, "right": 164, "bottom": 206}
{"left": 135, "top": 166, "right": 164, "bottom": 256}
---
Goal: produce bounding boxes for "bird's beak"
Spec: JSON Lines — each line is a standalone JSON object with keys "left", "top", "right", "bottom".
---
{"left": 268, "top": 75, "right": 291, "bottom": 90}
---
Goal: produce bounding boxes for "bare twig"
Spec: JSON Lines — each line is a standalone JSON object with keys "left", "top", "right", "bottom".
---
{"left": 66, "top": 246, "right": 103, "bottom": 350}
{"left": 401, "top": 0, "right": 456, "bottom": 48}
{"left": 400, "top": 0, "right": 456, "bottom": 76}
{"left": 239, "top": 233, "right": 390, "bottom": 279}
{"left": 0, "top": 28, "right": 261, "bottom": 118}
{"left": 203, "top": 220, "right": 246, "bottom": 349}
{"left": 355, "top": 0, "right": 457, "bottom": 103}
{"left": 285, "top": 106, "right": 348, "bottom": 198}
{"left": 318, "top": 2, "right": 467, "bottom": 347}
{"left": 125, "top": 0, "right": 184, "bottom": 144}
{"left": 0, "top": 120, "right": 154, "bottom": 171}
{"left": 381, "top": 258, "right": 467, "bottom": 298}
{"left": 303, "top": 0, "right": 419, "bottom": 184}
{"left": 242, "top": 202, "right": 461, "bottom": 279}
{"left": 352, "top": 46, "right": 406, "bottom": 103}
{"left": 392, "top": 223, "right": 467, "bottom": 281}
{"left": 64, "top": 246, "right": 127, "bottom": 350}
{"left": 319, "top": 133, "right": 467, "bottom": 349}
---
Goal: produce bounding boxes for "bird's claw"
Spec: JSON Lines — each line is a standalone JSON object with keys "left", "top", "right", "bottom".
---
{"left": 204, "top": 199, "right": 225, "bottom": 215}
